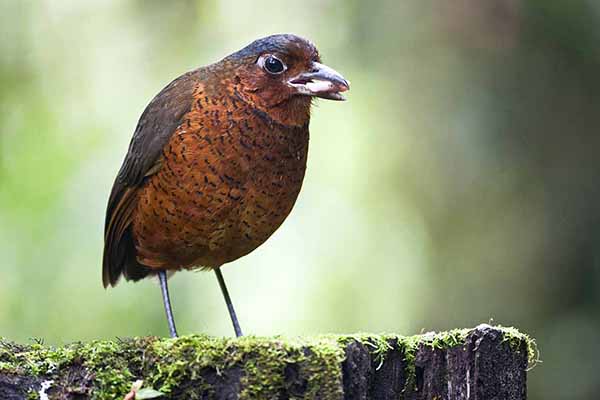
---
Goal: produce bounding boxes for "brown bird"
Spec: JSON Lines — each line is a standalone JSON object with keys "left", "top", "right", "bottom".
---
{"left": 103, "top": 34, "right": 349, "bottom": 337}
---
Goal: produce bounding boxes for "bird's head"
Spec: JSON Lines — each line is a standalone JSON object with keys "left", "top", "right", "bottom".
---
{"left": 217, "top": 34, "right": 350, "bottom": 126}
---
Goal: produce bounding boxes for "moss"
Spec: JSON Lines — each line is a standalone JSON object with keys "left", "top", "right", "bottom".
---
{"left": 147, "top": 334, "right": 345, "bottom": 399}
{"left": 334, "top": 325, "right": 537, "bottom": 393}
{"left": 26, "top": 389, "right": 40, "bottom": 400}
{"left": 76, "top": 340, "right": 136, "bottom": 399}
{"left": 0, "top": 337, "right": 138, "bottom": 400}
{"left": 0, "top": 340, "right": 76, "bottom": 376}
{"left": 497, "top": 325, "right": 540, "bottom": 370}
{"left": 0, "top": 325, "right": 538, "bottom": 399}
{"left": 396, "top": 325, "right": 539, "bottom": 391}
{"left": 335, "top": 334, "right": 394, "bottom": 363}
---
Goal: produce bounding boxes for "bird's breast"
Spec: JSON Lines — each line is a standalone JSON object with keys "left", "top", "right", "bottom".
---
{"left": 132, "top": 93, "right": 310, "bottom": 270}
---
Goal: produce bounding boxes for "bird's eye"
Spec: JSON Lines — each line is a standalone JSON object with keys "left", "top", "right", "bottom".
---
{"left": 263, "top": 56, "right": 286, "bottom": 74}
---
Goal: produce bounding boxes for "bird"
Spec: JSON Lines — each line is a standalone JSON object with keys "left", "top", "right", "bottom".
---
{"left": 102, "top": 34, "right": 349, "bottom": 338}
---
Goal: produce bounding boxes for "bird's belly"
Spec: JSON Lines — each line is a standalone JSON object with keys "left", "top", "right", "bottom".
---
{"left": 195, "top": 176, "right": 305, "bottom": 267}
{"left": 132, "top": 134, "right": 308, "bottom": 270}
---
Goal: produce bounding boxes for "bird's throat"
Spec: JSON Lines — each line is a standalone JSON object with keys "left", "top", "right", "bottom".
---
{"left": 262, "top": 96, "right": 312, "bottom": 127}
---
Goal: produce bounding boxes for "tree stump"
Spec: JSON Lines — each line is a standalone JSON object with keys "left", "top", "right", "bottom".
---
{"left": 0, "top": 324, "right": 536, "bottom": 400}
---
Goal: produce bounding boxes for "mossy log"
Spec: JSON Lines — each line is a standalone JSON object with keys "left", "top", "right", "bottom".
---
{"left": 0, "top": 324, "right": 536, "bottom": 400}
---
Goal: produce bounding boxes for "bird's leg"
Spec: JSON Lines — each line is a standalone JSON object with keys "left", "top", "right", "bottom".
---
{"left": 158, "top": 270, "right": 178, "bottom": 338}
{"left": 215, "top": 267, "right": 243, "bottom": 337}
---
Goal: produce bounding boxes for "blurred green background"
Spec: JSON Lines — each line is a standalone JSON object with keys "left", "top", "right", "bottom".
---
{"left": 1, "top": 1, "right": 600, "bottom": 398}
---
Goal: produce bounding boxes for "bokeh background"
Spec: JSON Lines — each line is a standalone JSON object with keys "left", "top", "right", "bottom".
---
{"left": 1, "top": 1, "right": 599, "bottom": 398}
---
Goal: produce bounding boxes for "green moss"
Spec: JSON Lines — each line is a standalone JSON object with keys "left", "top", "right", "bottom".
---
{"left": 147, "top": 334, "right": 345, "bottom": 399}
{"left": 334, "top": 325, "right": 537, "bottom": 393}
{"left": 334, "top": 333, "right": 394, "bottom": 371}
{"left": 397, "top": 325, "right": 539, "bottom": 391}
{"left": 0, "top": 325, "right": 538, "bottom": 399}
{"left": 498, "top": 326, "right": 540, "bottom": 370}
{"left": 26, "top": 389, "right": 40, "bottom": 400}
{"left": 0, "top": 337, "right": 137, "bottom": 400}
{"left": 0, "top": 340, "right": 76, "bottom": 376}
{"left": 77, "top": 340, "right": 136, "bottom": 399}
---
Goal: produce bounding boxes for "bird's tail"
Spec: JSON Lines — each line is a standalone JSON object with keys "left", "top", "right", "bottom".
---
{"left": 102, "top": 226, "right": 152, "bottom": 287}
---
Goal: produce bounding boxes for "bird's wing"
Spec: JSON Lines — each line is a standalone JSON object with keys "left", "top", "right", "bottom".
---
{"left": 103, "top": 70, "right": 199, "bottom": 287}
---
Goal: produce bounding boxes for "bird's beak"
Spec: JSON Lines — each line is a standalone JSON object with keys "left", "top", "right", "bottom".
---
{"left": 288, "top": 62, "right": 350, "bottom": 101}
